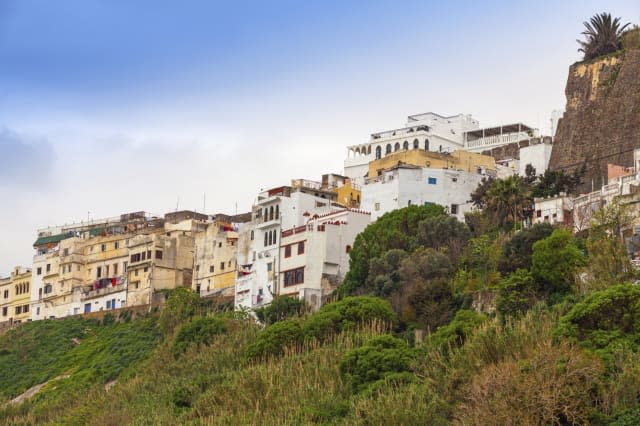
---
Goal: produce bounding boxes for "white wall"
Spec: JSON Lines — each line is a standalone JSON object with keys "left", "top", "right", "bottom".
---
{"left": 519, "top": 143, "right": 552, "bottom": 176}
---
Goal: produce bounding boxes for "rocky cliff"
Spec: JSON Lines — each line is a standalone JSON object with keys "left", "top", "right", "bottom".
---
{"left": 549, "top": 38, "right": 640, "bottom": 192}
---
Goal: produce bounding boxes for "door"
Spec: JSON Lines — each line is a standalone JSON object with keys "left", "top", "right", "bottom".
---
{"left": 84, "top": 303, "right": 91, "bottom": 314}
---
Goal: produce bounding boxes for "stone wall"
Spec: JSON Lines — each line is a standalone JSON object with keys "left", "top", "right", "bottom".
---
{"left": 549, "top": 46, "right": 640, "bottom": 192}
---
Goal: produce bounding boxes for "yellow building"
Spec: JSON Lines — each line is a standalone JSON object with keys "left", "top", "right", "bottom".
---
{"left": 193, "top": 221, "right": 239, "bottom": 295}
{"left": 0, "top": 266, "right": 32, "bottom": 324}
{"left": 367, "top": 149, "right": 496, "bottom": 179}
{"left": 333, "top": 180, "right": 361, "bottom": 208}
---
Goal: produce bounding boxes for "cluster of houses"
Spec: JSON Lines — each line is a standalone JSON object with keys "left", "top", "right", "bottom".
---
{"left": 3, "top": 110, "right": 632, "bottom": 325}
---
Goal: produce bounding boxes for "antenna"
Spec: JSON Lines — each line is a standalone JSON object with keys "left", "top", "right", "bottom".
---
{"left": 175, "top": 196, "right": 180, "bottom": 212}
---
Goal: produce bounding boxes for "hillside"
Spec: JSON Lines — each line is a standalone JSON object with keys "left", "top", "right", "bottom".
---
{"left": 3, "top": 205, "right": 640, "bottom": 425}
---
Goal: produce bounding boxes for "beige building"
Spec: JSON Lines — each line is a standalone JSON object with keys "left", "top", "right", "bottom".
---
{"left": 193, "top": 220, "right": 240, "bottom": 297}
{"left": 0, "top": 266, "right": 32, "bottom": 324}
{"left": 126, "top": 231, "right": 195, "bottom": 307}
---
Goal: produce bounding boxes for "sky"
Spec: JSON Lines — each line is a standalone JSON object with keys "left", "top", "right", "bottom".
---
{"left": 0, "top": 0, "right": 639, "bottom": 273}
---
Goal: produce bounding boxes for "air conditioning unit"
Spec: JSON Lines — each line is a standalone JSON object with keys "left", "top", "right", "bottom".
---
{"left": 264, "top": 252, "right": 271, "bottom": 258}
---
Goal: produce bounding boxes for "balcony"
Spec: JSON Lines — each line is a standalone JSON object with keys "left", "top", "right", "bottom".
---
{"left": 80, "top": 280, "right": 127, "bottom": 301}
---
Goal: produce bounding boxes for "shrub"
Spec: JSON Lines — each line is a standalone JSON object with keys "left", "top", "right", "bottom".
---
{"left": 339, "top": 335, "right": 414, "bottom": 392}
{"left": 159, "top": 287, "right": 201, "bottom": 335}
{"left": 245, "top": 319, "right": 303, "bottom": 359}
{"left": 555, "top": 284, "right": 640, "bottom": 361}
{"left": 172, "top": 316, "right": 227, "bottom": 358}
{"left": 303, "top": 296, "right": 396, "bottom": 341}
{"left": 254, "top": 296, "right": 307, "bottom": 325}
{"left": 498, "top": 222, "right": 555, "bottom": 274}
{"left": 428, "top": 309, "right": 487, "bottom": 349}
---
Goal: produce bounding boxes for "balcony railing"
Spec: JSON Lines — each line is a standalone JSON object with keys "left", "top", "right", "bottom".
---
{"left": 80, "top": 282, "right": 127, "bottom": 301}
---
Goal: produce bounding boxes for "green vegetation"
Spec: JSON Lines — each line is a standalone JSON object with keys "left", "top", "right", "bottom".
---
{"left": 578, "top": 13, "right": 631, "bottom": 61}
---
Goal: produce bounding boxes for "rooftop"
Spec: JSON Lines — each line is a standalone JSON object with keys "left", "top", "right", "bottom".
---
{"left": 464, "top": 123, "right": 534, "bottom": 139}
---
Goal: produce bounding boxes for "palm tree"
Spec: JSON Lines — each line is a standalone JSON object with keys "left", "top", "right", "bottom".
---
{"left": 485, "top": 176, "right": 532, "bottom": 230}
{"left": 578, "top": 13, "right": 630, "bottom": 60}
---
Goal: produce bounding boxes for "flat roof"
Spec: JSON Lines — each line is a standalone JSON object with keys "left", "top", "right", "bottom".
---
{"left": 465, "top": 123, "right": 533, "bottom": 138}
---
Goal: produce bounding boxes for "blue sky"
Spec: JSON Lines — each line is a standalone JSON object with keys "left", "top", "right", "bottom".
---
{"left": 0, "top": 0, "right": 639, "bottom": 273}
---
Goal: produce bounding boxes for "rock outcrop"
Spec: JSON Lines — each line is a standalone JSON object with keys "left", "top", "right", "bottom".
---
{"left": 549, "top": 41, "right": 640, "bottom": 192}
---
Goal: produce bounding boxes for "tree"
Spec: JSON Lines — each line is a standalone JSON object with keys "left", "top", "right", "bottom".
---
{"left": 578, "top": 13, "right": 631, "bottom": 60}
{"left": 340, "top": 204, "right": 446, "bottom": 295}
{"left": 496, "top": 269, "right": 538, "bottom": 320}
{"left": 531, "top": 229, "right": 585, "bottom": 295}
{"left": 456, "top": 234, "right": 502, "bottom": 292}
{"left": 484, "top": 176, "right": 532, "bottom": 230}
{"left": 416, "top": 214, "right": 471, "bottom": 262}
{"left": 498, "top": 222, "right": 555, "bottom": 274}
{"left": 470, "top": 177, "right": 495, "bottom": 209}
{"left": 531, "top": 169, "right": 581, "bottom": 198}
{"left": 364, "top": 249, "right": 408, "bottom": 297}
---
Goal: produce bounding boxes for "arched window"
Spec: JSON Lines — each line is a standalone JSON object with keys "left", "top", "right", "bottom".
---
{"left": 264, "top": 208, "right": 268, "bottom": 219}
{"left": 413, "top": 139, "right": 419, "bottom": 149}
{"left": 275, "top": 205, "right": 279, "bottom": 220}
{"left": 403, "top": 141, "right": 409, "bottom": 150}
{"left": 424, "top": 139, "right": 429, "bottom": 151}
{"left": 268, "top": 230, "right": 273, "bottom": 246}
{"left": 385, "top": 144, "right": 392, "bottom": 154}
{"left": 439, "top": 145, "right": 442, "bottom": 152}
{"left": 273, "top": 231, "right": 277, "bottom": 245}
{"left": 264, "top": 232, "right": 268, "bottom": 247}
{"left": 250, "top": 230, "right": 254, "bottom": 241}
{"left": 355, "top": 147, "right": 360, "bottom": 155}
{"left": 346, "top": 245, "right": 352, "bottom": 253}
{"left": 269, "top": 206, "right": 274, "bottom": 221}
{"left": 367, "top": 146, "right": 372, "bottom": 155}
{"left": 394, "top": 142, "right": 400, "bottom": 151}
{"left": 375, "top": 146, "right": 382, "bottom": 159}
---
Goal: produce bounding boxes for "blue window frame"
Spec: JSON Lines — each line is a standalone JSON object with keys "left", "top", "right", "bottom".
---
{"left": 428, "top": 177, "right": 437, "bottom": 184}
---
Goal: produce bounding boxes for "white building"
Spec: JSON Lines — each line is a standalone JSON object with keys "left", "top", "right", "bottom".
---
{"left": 361, "top": 164, "right": 488, "bottom": 221}
{"left": 519, "top": 141, "right": 553, "bottom": 176}
{"left": 533, "top": 193, "right": 573, "bottom": 226}
{"left": 235, "top": 183, "right": 350, "bottom": 310}
{"left": 277, "top": 209, "right": 370, "bottom": 310}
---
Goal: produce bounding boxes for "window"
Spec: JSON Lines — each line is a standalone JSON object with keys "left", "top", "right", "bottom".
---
{"left": 439, "top": 145, "right": 442, "bottom": 152}
{"left": 135, "top": 269, "right": 139, "bottom": 277}
{"left": 96, "top": 267, "right": 102, "bottom": 278}
{"left": 346, "top": 245, "right": 352, "bottom": 253}
{"left": 285, "top": 245, "right": 292, "bottom": 258}
{"left": 220, "top": 262, "right": 225, "bottom": 271}
{"left": 106, "top": 300, "right": 112, "bottom": 309}
{"left": 147, "top": 250, "right": 152, "bottom": 260}
{"left": 23, "top": 304, "right": 29, "bottom": 313}
{"left": 113, "top": 264, "right": 118, "bottom": 275}
{"left": 115, "top": 241, "right": 120, "bottom": 249}
{"left": 385, "top": 144, "right": 392, "bottom": 154}
{"left": 210, "top": 265, "right": 214, "bottom": 273}
{"left": 273, "top": 231, "right": 277, "bottom": 245}
{"left": 218, "top": 242, "right": 222, "bottom": 248}
{"left": 264, "top": 232, "right": 268, "bottom": 247}
{"left": 15, "top": 306, "right": 21, "bottom": 315}
{"left": 268, "top": 231, "right": 273, "bottom": 246}
{"left": 135, "top": 282, "right": 139, "bottom": 289}
{"left": 428, "top": 177, "right": 437, "bottom": 185}
{"left": 3, "top": 290, "right": 8, "bottom": 299}
{"left": 155, "top": 250, "right": 163, "bottom": 260}
{"left": 375, "top": 146, "right": 382, "bottom": 159}
{"left": 63, "top": 248, "right": 69, "bottom": 256}
{"left": 101, "top": 244, "right": 107, "bottom": 252}
{"left": 141, "top": 251, "right": 146, "bottom": 261}
{"left": 269, "top": 206, "right": 274, "bottom": 221}
{"left": 275, "top": 205, "right": 279, "bottom": 219}
{"left": 298, "top": 241, "right": 305, "bottom": 255}
{"left": 374, "top": 203, "right": 380, "bottom": 211}
{"left": 424, "top": 139, "right": 429, "bottom": 150}
{"left": 37, "top": 267, "right": 42, "bottom": 275}
{"left": 228, "top": 260, "right": 232, "bottom": 267}
{"left": 144, "top": 267, "right": 148, "bottom": 273}
{"left": 283, "top": 267, "right": 305, "bottom": 286}
{"left": 394, "top": 142, "right": 400, "bottom": 151}
{"left": 250, "top": 230, "right": 254, "bottom": 241}
{"left": 44, "top": 284, "right": 52, "bottom": 294}
{"left": 2, "top": 307, "right": 7, "bottom": 316}
{"left": 131, "top": 253, "right": 141, "bottom": 263}
{"left": 403, "top": 141, "right": 409, "bottom": 150}
{"left": 536, "top": 210, "right": 542, "bottom": 218}
{"left": 267, "top": 262, "right": 273, "bottom": 272}
{"left": 46, "top": 264, "right": 51, "bottom": 273}
{"left": 413, "top": 139, "right": 419, "bottom": 149}
{"left": 450, "top": 204, "right": 458, "bottom": 215}
{"left": 408, "top": 200, "right": 412, "bottom": 206}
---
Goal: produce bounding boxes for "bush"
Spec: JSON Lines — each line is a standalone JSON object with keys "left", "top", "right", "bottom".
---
{"left": 498, "top": 223, "right": 555, "bottom": 274}
{"left": 245, "top": 319, "right": 303, "bottom": 359}
{"left": 555, "top": 284, "right": 640, "bottom": 361}
{"left": 303, "top": 296, "right": 397, "bottom": 341}
{"left": 159, "top": 287, "right": 201, "bottom": 335}
{"left": 254, "top": 296, "right": 307, "bottom": 325}
{"left": 339, "top": 335, "right": 414, "bottom": 393}
{"left": 428, "top": 309, "right": 487, "bottom": 349}
{"left": 172, "top": 316, "right": 227, "bottom": 358}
